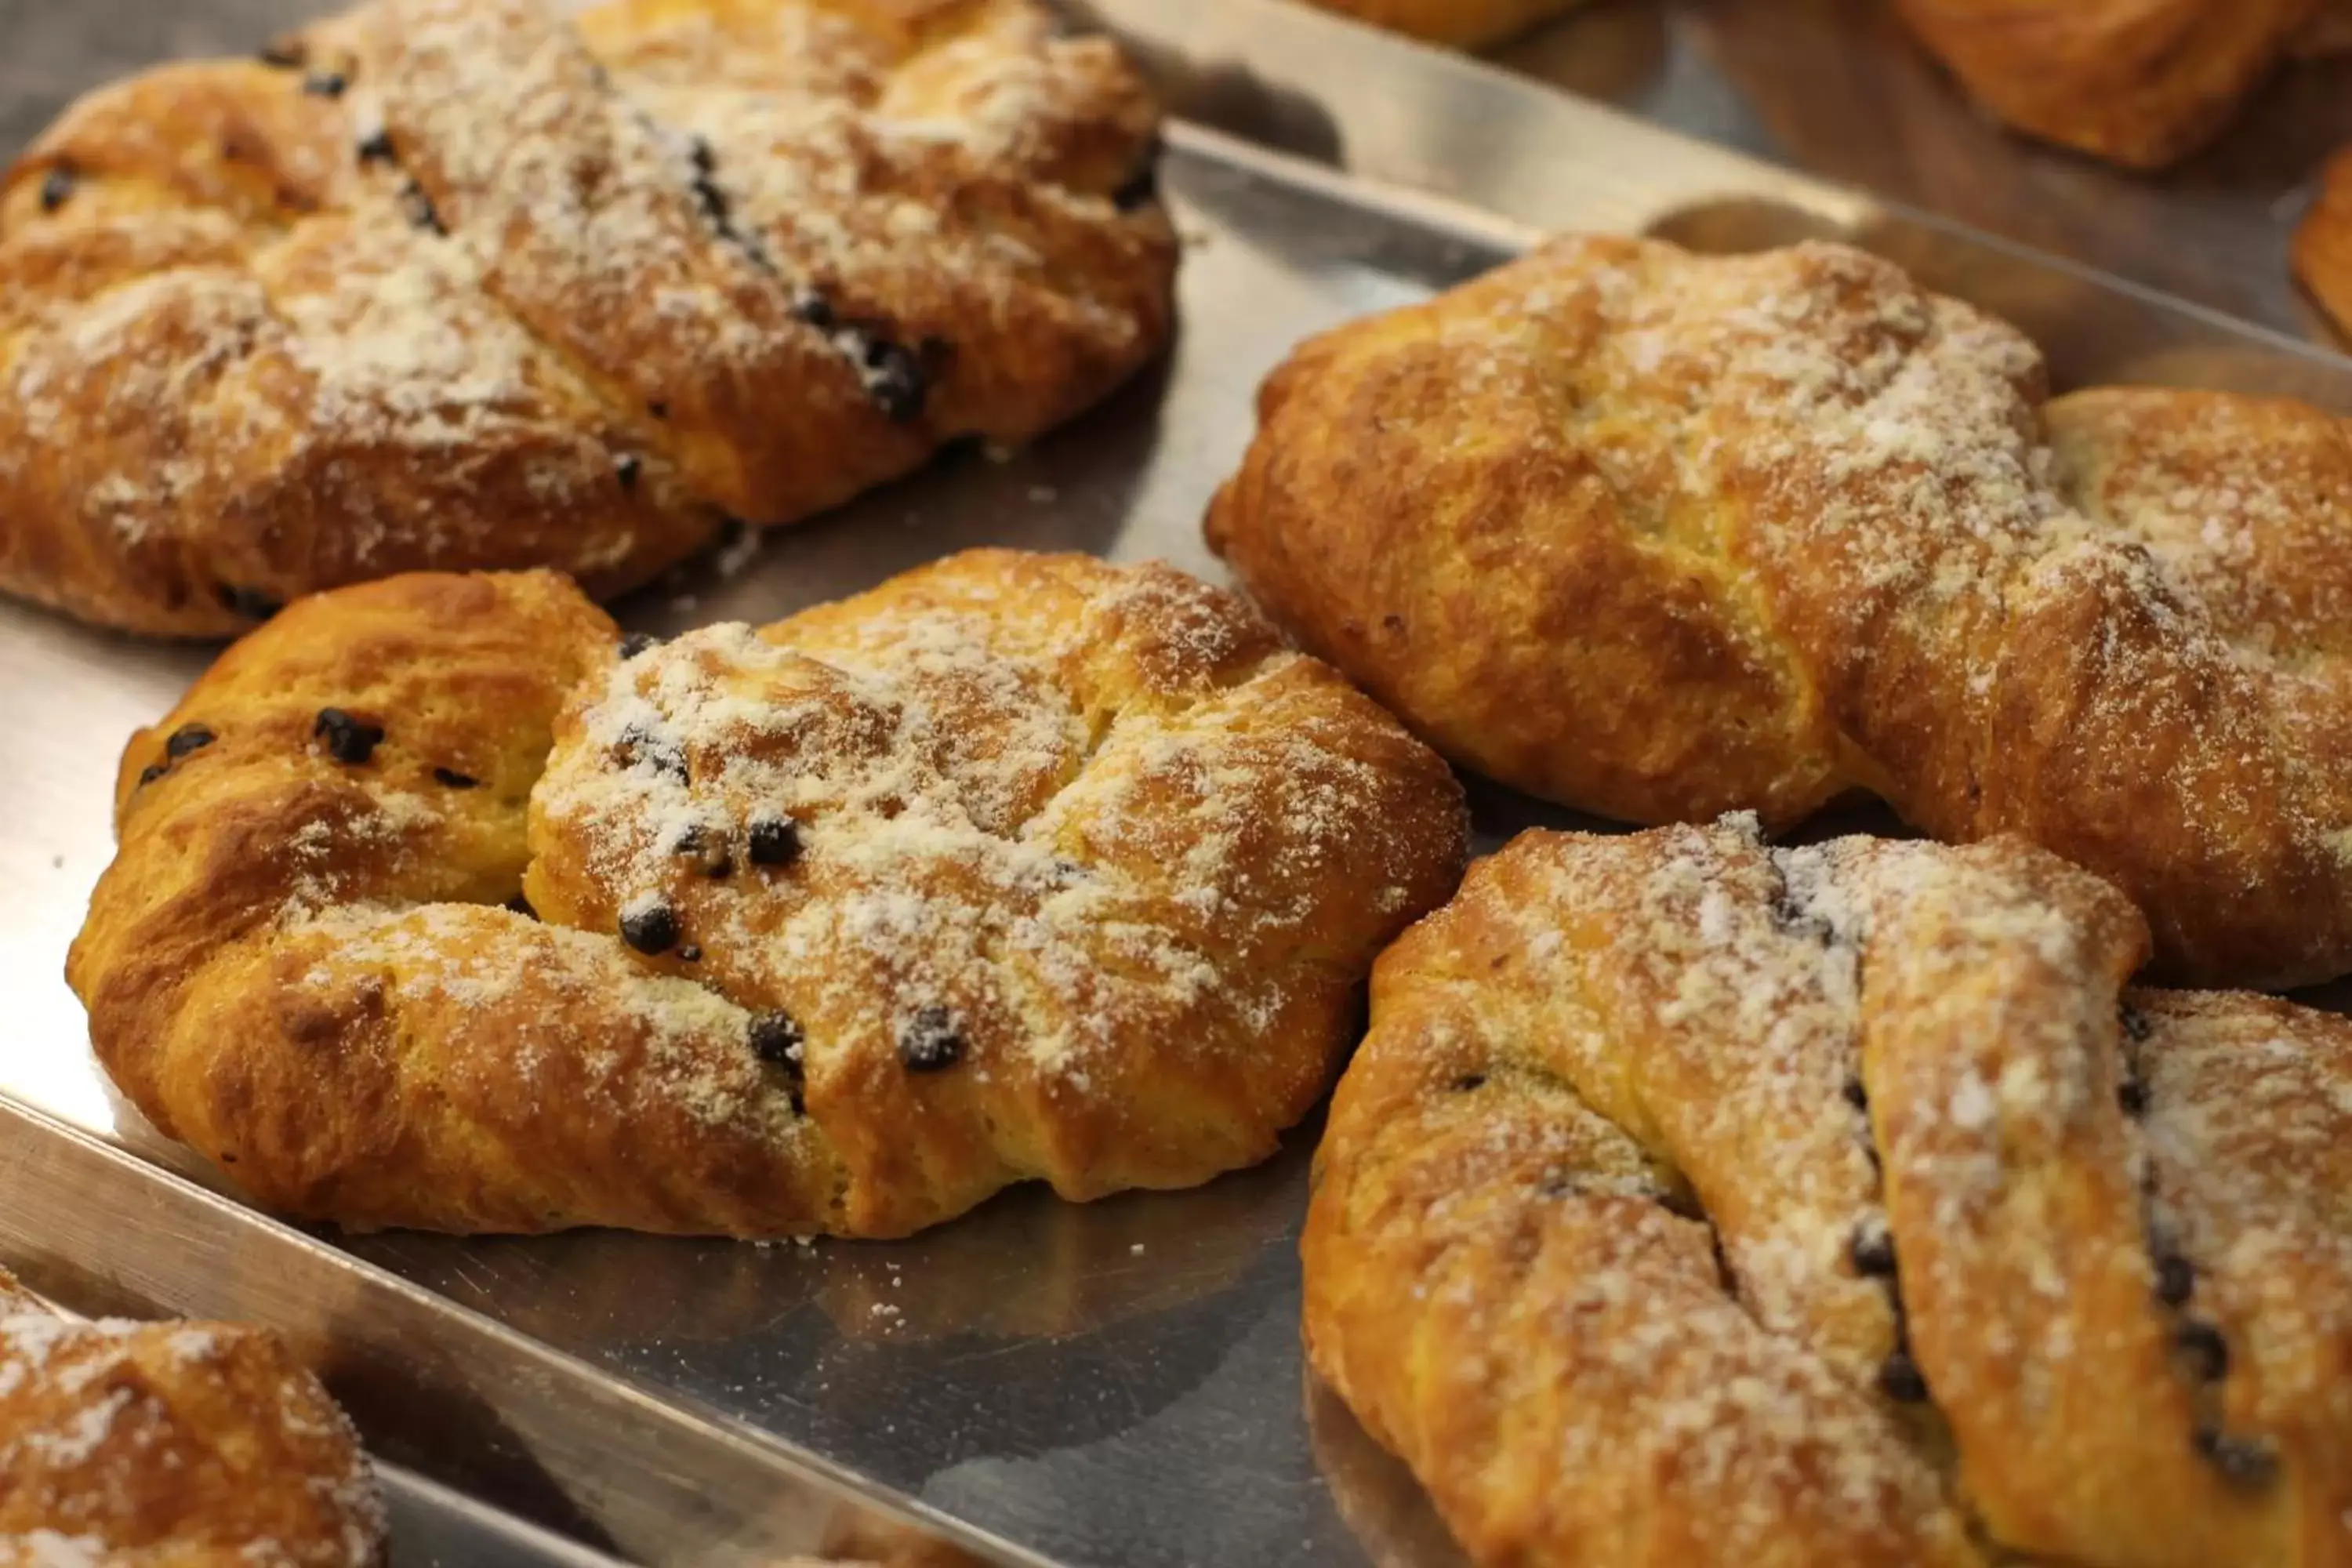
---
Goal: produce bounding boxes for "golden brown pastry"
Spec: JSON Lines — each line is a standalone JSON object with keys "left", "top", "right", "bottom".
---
{"left": 67, "top": 550, "right": 1467, "bottom": 1238}
{"left": 1294, "top": 0, "right": 1589, "bottom": 49}
{"left": 0, "top": 1269, "right": 387, "bottom": 1566}
{"left": 2296, "top": 146, "right": 2352, "bottom": 337}
{"left": 1305, "top": 815, "right": 2352, "bottom": 1568}
{"left": 1207, "top": 234, "right": 2352, "bottom": 989}
{"left": 1893, "top": 0, "right": 2321, "bottom": 167}
{"left": 0, "top": 0, "right": 1173, "bottom": 637}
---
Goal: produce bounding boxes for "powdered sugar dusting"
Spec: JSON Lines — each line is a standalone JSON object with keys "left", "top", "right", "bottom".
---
{"left": 0, "top": 1291, "right": 384, "bottom": 1566}
{"left": 1317, "top": 816, "right": 2352, "bottom": 1563}
{"left": 531, "top": 557, "right": 1446, "bottom": 1099}
{"left": 0, "top": 0, "right": 1169, "bottom": 628}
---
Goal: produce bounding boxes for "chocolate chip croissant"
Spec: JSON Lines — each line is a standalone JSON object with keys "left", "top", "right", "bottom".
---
{"left": 1208, "top": 234, "right": 2352, "bottom": 989}
{"left": 0, "top": 1270, "right": 387, "bottom": 1566}
{"left": 66, "top": 550, "right": 1467, "bottom": 1238}
{"left": 1305, "top": 815, "right": 2352, "bottom": 1568}
{"left": 0, "top": 0, "right": 1174, "bottom": 636}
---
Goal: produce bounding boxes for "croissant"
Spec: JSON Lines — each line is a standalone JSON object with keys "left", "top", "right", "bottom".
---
{"left": 0, "top": 0, "right": 1174, "bottom": 637}
{"left": 1207, "top": 234, "right": 2352, "bottom": 989}
{"left": 65, "top": 550, "right": 1467, "bottom": 1238}
{"left": 1305, "top": 814, "right": 2352, "bottom": 1568}
{"left": 0, "top": 1269, "right": 386, "bottom": 1566}
{"left": 1892, "top": 0, "right": 2321, "bottom": 167}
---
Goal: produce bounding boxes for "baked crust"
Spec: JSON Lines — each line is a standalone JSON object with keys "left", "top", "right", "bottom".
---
{"left": 0, "top": 1271, "right": 386, "bottom": 1566}
{"left": 1304, "top": 815, "right": 2352, "bottom": 1568}
{"left": 1893, "top": 0, "right": 2319, "bottom": 168}
{"left": 66, "top": 550, "right": 1466, "bottom": 1238}
{"left": 1294, "top": 0, "right": 1588, "bottom": 49}
{"left": 1207, "top": 234, "right": 2352, "bottom": 988}
{"left": 0, "top": 0, "right": 1174, "bottom": 637}
{"left": 2296, "top": 145, "right": 2352, "bottom": 339}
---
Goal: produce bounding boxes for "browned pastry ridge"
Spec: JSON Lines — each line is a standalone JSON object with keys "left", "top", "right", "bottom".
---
{"left": 1207, "top": 234, "right": 2352, "bottom": 989}
{"left": 1304, "top": 815, "right": 2352, "bottom": 1568}
{"left": 2297, "top": 146, "right": 2352, "bottom": 339}
{"left": 0, "top": 1269, "right": 387, "bottom": 1567}
{"left": 65, "top": 550, "right": 1468, "bottom": 1239}
{"left": 0, "top": 0, "right": 1174, "bottom": 637}
{"left": 1892, "top": 0, "right": 2325, "bottom": 168}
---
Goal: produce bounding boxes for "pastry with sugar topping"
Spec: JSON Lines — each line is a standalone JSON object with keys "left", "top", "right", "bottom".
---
{"left": 1209, "top": 233, "right": 2352, "bottom": 988}
{"left": 0, "top": 0, "right": 1174, "bottom": 636}
{"left": 67, "top": 550, "right": 1468, "bottom": 1238}
{"left": 0, "top": 1268, "right": 387, "bottom": 1566}
{"left": 1305, "top": 815, "right": 2352, "bottom": 1568}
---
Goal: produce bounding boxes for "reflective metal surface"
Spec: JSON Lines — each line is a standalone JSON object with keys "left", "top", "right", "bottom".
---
{"left": 1494, "top": 0, "right": 2352, "bottom": 346}
{"left": 0, "top": 1102, "right": 1029, "bottom": 1566}
{"left": 5, "top": 5, "right": 2352, "bottom": 1568}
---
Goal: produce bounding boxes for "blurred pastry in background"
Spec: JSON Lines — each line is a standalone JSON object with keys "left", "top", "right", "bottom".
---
{"left": 1298, "top": 0, "right": 1588, "bottom": 49}
{"left": 1893, "top": 0, "right": 2322, "bottom": 167}
{"left": 2296, "top": 144, "right": 2352, "bottom": 336}
{"left": 0, "top": 1267, "right": 387, "bottom": 1565}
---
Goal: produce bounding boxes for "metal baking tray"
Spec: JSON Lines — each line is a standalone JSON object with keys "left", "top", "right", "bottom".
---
{"left": 9, "top": 4, "right": 2352, "bottom": 1566}
{"left": 1490, "top": 0, "right": 2352, "bottom": 346}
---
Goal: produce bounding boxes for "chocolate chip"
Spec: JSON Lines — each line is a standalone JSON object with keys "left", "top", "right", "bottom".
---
{"left": 303, "top": 71, "right": 347, "bottom": 98}
{"left": 165, "top": 724, "right": 216, "bottom": 760}
{"left": 748, "top": 1011, "right": 806, "bottom": 1110}
{"left": 2194, "top": 1427, "right": 2277, "bottom": 1486}
{"left": 677, "top": 943, "right": 701, "bottom": 963}
{"left": 1842, "top": 1078, "right": 1869, "bottom": 1111}
{"left": 137, "top": 763, "right": 168, "bottom": 787}
{"left": 2176, "top": 1320, "right": 2230, "bottom": 1381}
{"left": 648, "top": 399, "right": 670, "bottom": 420}
{"left": 898, "top": 1005, "right": 964, "bottom": 1073}
{"left": 357, "top": 129, "right": 396, "bottom": 165}
{"left": 692, "top": 172, "right": 731, "bottom": 228}
{"left": 39, "top": 165, "right": 75, "bottom": 214}
{"left": 2154, "top": 1253, "right": 2195, "bottom": 1308}
{"left": 2118, "top": 1077, "right": 2149, "bottom": 1116}
{"left": 1112, "top": 156, "right": 1158, "bottom": 212}
{"left": 619, "top": 902, "right": 679, "bottom": 955}
{"left": 617, "top": 724, "right": 688, "bottom": 783}
{"left": 1878, "top": 1349, "right": 1929, "bottom": 1403}
{"left": 215, "top": 583, "right": 282, "bottom": 620}
{"left": 618, "top": 631, "right": 662, "bottom": 660}
{"left": 398, "top": 179, "right": 445, "bottom": 235}
{"left": 793, "top": 292, "right": 837, "bottom": 330}
{"left": 433, "top": 767, "right": 477, "bottom": 789}
{"left": 747, "top": 1011, "right": 804, "bottom": 1069}
{"left": 257, "top": 42, "right": 307, "bottom": 69}
{"left": 747, "top": 815, "right": 800, "bottom": 867}
{"left": 615, "top": 453, "right": 642, "bottom": 492}
{"left": 2121, "top": 1004, "right": 2153, "bottom": 1042}
{"left": 314, "top": 708, "right": 383, "bottom": 765}
{"left": 1849, "top": 1226, "right": 1898, "bottom": 1278}
{"left": 858, "top": 336, "right": 927, "bottom": 423}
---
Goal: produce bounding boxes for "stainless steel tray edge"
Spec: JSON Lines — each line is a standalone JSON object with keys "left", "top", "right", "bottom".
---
{"left": 1094, "top": 0, "right": 2352, "bottom": 414}
{"left": 0, "top": 1096, "right": 1044, "bottom": 1568}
